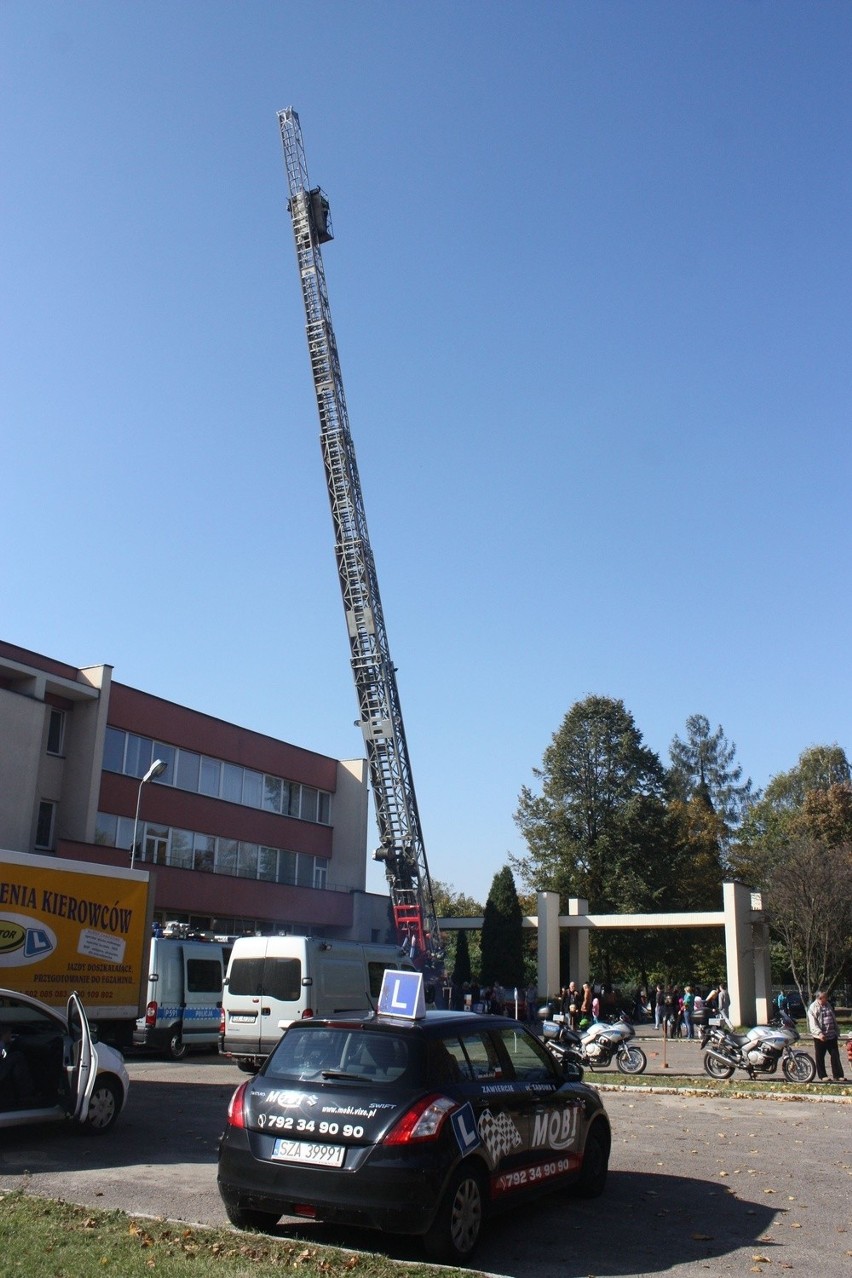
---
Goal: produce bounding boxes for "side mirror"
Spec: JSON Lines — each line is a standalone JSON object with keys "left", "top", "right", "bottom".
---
{"left": 562, "top": 1057, "right": 584, "bottom": 1083}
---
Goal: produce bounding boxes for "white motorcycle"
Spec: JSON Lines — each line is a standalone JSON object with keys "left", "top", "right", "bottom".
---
{"left": 542, "top": 1011, "right": 648, "bottom": 1074}
{"left": 700, "top": 1011, "right": 816, "bottom": 1083}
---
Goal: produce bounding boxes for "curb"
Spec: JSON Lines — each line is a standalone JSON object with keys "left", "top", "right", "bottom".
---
{"left": 588, "top": 1079, "right": 852, "bottom": 1102}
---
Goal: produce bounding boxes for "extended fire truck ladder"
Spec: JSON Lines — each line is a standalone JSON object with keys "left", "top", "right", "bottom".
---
{"left": 277, "top": 107, "right": 442, "bottom": 966}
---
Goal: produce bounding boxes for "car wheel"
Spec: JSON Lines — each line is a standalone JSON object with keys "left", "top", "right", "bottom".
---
{"left": 423, "top": 1163, "right": 485, "bottom": 1264}
{"left": 704, "top": 1052, "right": 736, "bottom": 1079}
{"left": 237, "top": 1060, "right": 260, "bottom": 1074}
{"left": 225, "top": 1204, "right": 280, "bottom": 1232}
{"left": 84, "top": 1076, "right": 122, "bottom": 1133}
{"left": 574, "top": 1121, "right": 610, "bottom": 1197}
{"left": 616, "top": 1045, "right": 647, "bottom": 1074}
{"left": 783, "top": 1051, "right": 816, "bottom": 1084}
{"left": 169, "top": 1031, "right": 188, "bottom": 1061}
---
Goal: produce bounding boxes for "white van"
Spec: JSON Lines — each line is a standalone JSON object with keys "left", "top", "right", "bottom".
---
{"left": 133, "top": 937, "right": 232, "bottom": 1059}
{"left": 219, "top": 936, "right": 415, "bottom": 1070}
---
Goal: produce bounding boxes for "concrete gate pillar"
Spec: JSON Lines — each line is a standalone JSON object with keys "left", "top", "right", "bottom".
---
{"left": 723, "top": 881, "right": 771, "bottom": 1026}
{"left": 536, "top": 890, "right": 560, "bottom": 1001}
{"left": 567, "top": 897, "right": 589, "bottom": 984}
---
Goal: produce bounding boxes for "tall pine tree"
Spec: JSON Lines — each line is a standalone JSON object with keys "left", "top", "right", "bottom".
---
{"left": 480, "top": 867, "right": 524, "bottom": 989}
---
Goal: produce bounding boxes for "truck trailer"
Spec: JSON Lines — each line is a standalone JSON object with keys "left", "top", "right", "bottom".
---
{"left": 0, "top": 848, "right": 153, "bottom": 1048}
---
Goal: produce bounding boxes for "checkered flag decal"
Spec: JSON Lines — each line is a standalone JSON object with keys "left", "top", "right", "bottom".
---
{"left": 478, "top": 1108, "right": 522, "bottom": 1167}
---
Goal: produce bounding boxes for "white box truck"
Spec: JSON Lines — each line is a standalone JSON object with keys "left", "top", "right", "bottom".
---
{"left": 219, "top": 936, "right": 416, "bottom": 1071}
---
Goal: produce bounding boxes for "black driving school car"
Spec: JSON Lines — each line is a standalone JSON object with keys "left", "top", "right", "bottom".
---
{"left": 217, "top": 981, "right": 610, "bottom": 1263}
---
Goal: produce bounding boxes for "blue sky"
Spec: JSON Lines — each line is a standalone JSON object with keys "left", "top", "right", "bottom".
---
{"left": 3, "top": 3, "right": 850, "bottom": 901}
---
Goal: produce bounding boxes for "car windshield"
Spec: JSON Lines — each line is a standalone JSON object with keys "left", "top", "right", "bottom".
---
{"left": 264, "top": 1027, "right": 412, "bottom": 1084}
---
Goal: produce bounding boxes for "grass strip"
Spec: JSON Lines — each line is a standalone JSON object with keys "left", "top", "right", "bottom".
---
{"left": 584, "top": 1069, "right": 851, "bottom": 1096}
{"left": 0, "top": 1192, "right": 461, "bottom": 1278}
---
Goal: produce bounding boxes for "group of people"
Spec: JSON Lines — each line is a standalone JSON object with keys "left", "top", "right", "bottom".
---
{"left": 555, "top": 981, "right": 622, "bottom": 1029}
{"left": 447, "top": 979, "right": 540, "bottom": 1024}
{"left": 651, "top": 982, "right": 730, "bottom": 1040}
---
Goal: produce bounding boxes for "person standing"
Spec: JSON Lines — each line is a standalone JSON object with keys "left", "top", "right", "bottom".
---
{"left": 580, "top": 982, "right": 593, "bottom": 1026}
{"left": 525, "top": 982, "right": 538, "bottom": 1027}
{"left": 563, "top": 981, "right": 580, "bottom": 1030}
{"left": 682, "top": 985, "right": 695, "bottom": 1040}
{"left": 654, "top": 984, "right": 665, "bottom": 1030}
{"left": 717, "top": 981, "right": 731, "bottom": 1021}
{"left": 807, "top": 991, "right": 846, "bottom": 1082}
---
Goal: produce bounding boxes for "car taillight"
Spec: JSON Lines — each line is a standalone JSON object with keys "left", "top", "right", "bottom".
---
{"left": 145, "top": 1001, "right": 157, "bottom": 1028}
{"left": 219, "top": 1008, "right": 225, "bottom": 1035}
{"left": 301, "top": 1008, "right": 313, "bottom": 1018}
{"left": 226, "top": 1080, "right": 251, "bottom": 1129}
{"left": 383, "top": 1094, "right": 457, "bottom": 1145}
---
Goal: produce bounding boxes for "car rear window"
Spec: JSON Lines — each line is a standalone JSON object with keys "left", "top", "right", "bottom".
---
{"left": 264, "top": 1027, "right": 412, "bottom": 1084}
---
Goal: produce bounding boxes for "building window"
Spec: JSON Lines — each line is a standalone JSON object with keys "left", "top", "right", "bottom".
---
{"left": 46, "top": 709, "right": 65, "bottom": 756}
{"left": 200, "top": 756, "right": 221, "bottom": 797}
{"left": 277, "top": 850, "right": 297, "bottom": 885}
{"left": 144, "top": 826, "right": 169, "bottom": 865}
{"left": 177, "top": 750, "right": 200, "bottom": 792}
{"left": 96, "top": 813, "right": 328, "bottom": 892}
{"left": 95, "top": 812, "right": 118, "bottom": 845}
{"left": 103, "top": 726, "right": 126, "bottom": 772}
{"left": 100, "top": 731, "right": 332, "bottom": 825}
{"left": 242, "top": 771, "right": 263, "bottom": 809}
{"left": 193, "top": 833, "right": 216, "bottom": 873}
{"left": 263, "top": 776, "right": 283, "bottom": 813}
{"left": 170, "top": 829, "right": 194, "bottom": 869}
{"left": 300, "top": 788, "right": 318, "bottom": 823}
{"left": 237, "top": 842, "right": 259, "bottom": 879}
{"left": 126, "top": 734, "right": 153, "bottom": 779}
{"left": 35, "top": 801, "right": 56, "bottom": 850}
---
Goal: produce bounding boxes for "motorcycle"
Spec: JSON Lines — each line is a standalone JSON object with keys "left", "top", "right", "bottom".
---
{"left": 700, "top": 1011, "right": 816, "bottom": 1083}
{"left": 541, "top": 1011, "right": 648, "bottom": 1075}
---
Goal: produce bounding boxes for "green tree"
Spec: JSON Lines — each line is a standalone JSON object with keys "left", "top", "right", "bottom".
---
{"left": 480, "top": 866, "right": 525, "bottom": 989}
{"left": 512, "top": 695, "right": 670, "bottom": 913}
{"left": 669, "top": 714, "right": 752, "bottom": 852}
{"left": 512, "top": 696, "right": 676, "bottom": 988}
{"left": 451, "top": 926, "right": 472, "bottom": 986}
{"left": 731, "top": 745, "right": 852, "bottom": 994}
{"left": 431, "top": 879, "right": 482, "bottom": 983}
{"left": 765, "top": 837, "right": 852, "bottom": 1000}
{"left": 732, "top": 745, "right": 851, "bottom": 886}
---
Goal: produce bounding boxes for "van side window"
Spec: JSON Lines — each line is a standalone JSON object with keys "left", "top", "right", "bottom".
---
{"left": 186, "top": 959, "right": 223, "bottom": 994}
{"left": 368, "top": 962, "right": 393, "bottom": 999}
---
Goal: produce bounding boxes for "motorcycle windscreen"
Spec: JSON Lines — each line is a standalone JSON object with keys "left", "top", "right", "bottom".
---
{"left": 66, "top": 992, "right": 97, "bottom": 1123}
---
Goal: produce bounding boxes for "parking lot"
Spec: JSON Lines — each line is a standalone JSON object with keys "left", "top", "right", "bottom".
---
{"left": 1, "top": 1049, "right": 850, "bottom": 1277}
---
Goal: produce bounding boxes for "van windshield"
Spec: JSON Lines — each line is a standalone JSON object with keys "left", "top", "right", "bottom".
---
{"left": 229, "top": 957, "right": 301, "bottom": 1002}
{"left": 264, "top": 1026, "right": 411, "bottom": 1084}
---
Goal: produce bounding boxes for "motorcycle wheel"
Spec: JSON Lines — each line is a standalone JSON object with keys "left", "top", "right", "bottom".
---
{"left": 783, "top": 1051, "right": 816, "bottom": 1084}
{"left": 704, "top": 1052, "right": 736, "bottom": 1079}
{"left": 616, "top": 1045, "right": 647, "bottom": 1075}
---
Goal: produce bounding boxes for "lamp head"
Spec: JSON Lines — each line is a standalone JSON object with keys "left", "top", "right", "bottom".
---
{"left": 143, "top": 758, "right": 167, "bottom": 783}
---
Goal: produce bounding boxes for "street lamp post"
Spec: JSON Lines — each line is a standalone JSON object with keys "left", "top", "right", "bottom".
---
{"left": 130, "top": 758, "right": 167, "bottom": 870}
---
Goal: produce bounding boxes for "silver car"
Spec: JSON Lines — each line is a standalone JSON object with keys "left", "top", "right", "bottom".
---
{"left": 0, "top": 989, "right": 129, "bottom": 1133}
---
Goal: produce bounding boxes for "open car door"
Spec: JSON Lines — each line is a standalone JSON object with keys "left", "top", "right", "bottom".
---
{"left": 66, "top": 992, "right": 97, "bottom": 1123}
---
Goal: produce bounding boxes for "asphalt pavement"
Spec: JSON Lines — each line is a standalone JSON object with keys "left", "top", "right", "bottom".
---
{"left": 1, "top": 1045, "right": 850, "bottom": 1278}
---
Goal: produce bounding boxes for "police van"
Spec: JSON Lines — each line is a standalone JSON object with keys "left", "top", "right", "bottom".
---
{"left": 133, "top": 936, "right": 232, "bottom": 1059}
{"left": 219, "top": 936, "right": 416, "bottom": 1071}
